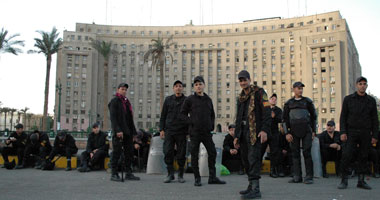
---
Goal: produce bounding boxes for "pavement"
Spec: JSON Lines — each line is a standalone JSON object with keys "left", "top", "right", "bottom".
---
{"left": 0, "top": 168, "right": 379, "bottom": 200}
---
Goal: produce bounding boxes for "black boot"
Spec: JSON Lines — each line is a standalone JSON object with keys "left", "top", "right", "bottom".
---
{"left": 357, "top": 174, "right": 371, "bottom": 190}
{"left": 178, "top": 167, "right": 185, "bottom": 183}
{"left": 208, "top": 176, "right": 226, "bottom": 184}
{"left": 288, "top": 176, "right": 302, "bottom": 183}
{"left": 322, "top": 165, "right": 328, "bottom": 178}
{"left": 65, "top": 160, "right": 72, "bottom": 171}
{"left": 78, "top": 162, "right": 91, "bottom": 172}
{"left": 270, "top": 166, "right": 278, "bottom": 178}
{"left": 34, "top": 158, "right": 42, "bottom": 169}
{"left": 373, "top": 165, "right": 380, "bottom": 178}
{"left": 15, "top": 159, "right": 25, "bottom": 169}
{"left": 164, "top": 168, "right": 175, "bottom": 183}
{"left": 110, "top": 172, "right": 122, "bottom": 182}
{"left": 125, "top": 173, "right": 140, "bottom": 180}
{"left": 194, "top": 176, "right": 202, "bottom": 186}
{"left": 239, "top": 182, "right": 252, "bottom": 195}
{"left": 304, "top": 176, "right": 314, "bottom": 184}
{"left": 242, "top": 180, "right": 261, "bottom": 199}
{"left": 337, "top": 176, "right": 348, "bottom": 189}
{"left": 278, "top": 166, "right": 285, "bottom": 177}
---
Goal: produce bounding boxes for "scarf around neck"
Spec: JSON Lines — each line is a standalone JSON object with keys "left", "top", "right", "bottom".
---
{"left": 239, "top": 85, "right": 257, "bottom": 145}
{"left": 116, "top": 93, "right": 133, "bottom": 115}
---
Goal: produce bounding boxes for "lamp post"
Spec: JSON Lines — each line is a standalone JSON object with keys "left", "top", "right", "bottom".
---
{"left": 56, "top": 79, "right": 62, "bottom": 131}
{"left": 88, "top": 109, "right": 91, "bottom": 133}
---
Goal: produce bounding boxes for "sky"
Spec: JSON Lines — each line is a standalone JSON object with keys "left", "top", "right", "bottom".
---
{"left": 1, "top": 0, "right": 380, "bottom": 115}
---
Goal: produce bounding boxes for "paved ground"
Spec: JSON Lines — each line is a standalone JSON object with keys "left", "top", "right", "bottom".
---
{"left": 0, "top": 168, "right": 379, "bottom": 200}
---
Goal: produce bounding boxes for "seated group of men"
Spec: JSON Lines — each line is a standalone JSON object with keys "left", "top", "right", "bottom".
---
{"left": 0, "top": 123, "right": 149, "bottom": 172}
{"left": 222, "top": 121, "right": 380, "bottom": 178}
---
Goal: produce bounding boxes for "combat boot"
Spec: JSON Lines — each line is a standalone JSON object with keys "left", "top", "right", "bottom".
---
{"left": 357, "top": 174, "right": 371, "bottom": 190}
{"left": 241, "top": 180, "right": 261, "bottom": 199}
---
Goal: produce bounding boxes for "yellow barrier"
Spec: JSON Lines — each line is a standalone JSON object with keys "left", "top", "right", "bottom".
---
{"left": 0, "top": 156, "right": 77, "bottom": 169}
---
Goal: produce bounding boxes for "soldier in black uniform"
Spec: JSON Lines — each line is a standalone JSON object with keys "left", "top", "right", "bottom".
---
{"left": 109, "top": 83, "right": 140, "bottom": 182}
{"left": 283, "top": 82, "right": 317, "bottom": 184}
{"left": 18, "top": 130, "right": 52, "bottom": 169}
{"left": 338, "top": 76, "right": 379, "bottom": 190}
{"left": 46, "top": 130, "right": 78, "bottom": 171}
{"left": 368, "top": 140, "right": 380, "bottom": 178}
{"left": 181, "top": 76, "right": 226, "bottom": 186}
{"left": 222, "top": 124, "right": 244, "bottom": 174}
{"left": 234, "top": 70, "right": 271, "bottom": 199}
{"left": 78, "top": 123, "right": 109, "bottom": 172}
{"left": 160, "top": 80, "right": 188, "bottom": 183}
{"left": 318, "top": 121, "right": 341, "bottom": 178}
{"left": 1, "top": 123, "right": 27, "bottom": 169}
{"left": 260, "top": 93, "right": 283, "bottom": 178}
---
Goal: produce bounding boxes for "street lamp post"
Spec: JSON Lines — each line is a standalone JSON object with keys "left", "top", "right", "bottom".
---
{"left": 56, "top": 79, "right": 62, "bottom": 131}
{"left": 88, "top": 109, "right": 91, "bottom": 133}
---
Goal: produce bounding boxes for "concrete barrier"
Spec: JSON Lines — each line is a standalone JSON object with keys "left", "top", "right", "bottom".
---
{"left": 146, "top": 136, "right": 166, "bottom": 174}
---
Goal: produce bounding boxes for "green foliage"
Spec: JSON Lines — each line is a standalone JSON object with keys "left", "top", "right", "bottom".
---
{"left": 0, "top": 28, "right": 24, "bottom": 55}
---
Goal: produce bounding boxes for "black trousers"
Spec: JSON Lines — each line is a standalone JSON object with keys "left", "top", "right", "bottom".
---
{"left": 290, "top": 133, "right": 313, "bottom": 178}
{"left": 111, "top": 134, "right": 134, "bottom": 174}
{"left": 279, "top": 149, "right": 292, "bottom": 173}
{"left": 133, "top": 145, "right": 149, "bottom": 169}
{"left": 2, "top": 146, "right": 25, "bottom": 163}
{"left": 321, "top": 147, "right": 341, "bottom": 175}
{"left": 164, "top": 133, "right": 187, "bottom": 171}
{"left": 24, "top": 145, "right": 51, "bottom": 162}
{"left": 341, "top": 130, "right": 371, "bottom": 176}
{"left": 48, "top": 146, "right": 78, "bottom": 160}
{"left": 369, "top": 147, "right": 379, "bottom": 173}
{"left": 80, "top": 149, "right": 107, "bottom": 168}
{"left": 240, "top": 132, "right": 262, "bottom": 181}
{"left": 222, "top": 151, "right": 243, "bottom": 172}
{"left": 261, "top": 133, "right": 281, "bottom": 168}
{"left": 190, "top": 134, "right": 217, "bottom": 178}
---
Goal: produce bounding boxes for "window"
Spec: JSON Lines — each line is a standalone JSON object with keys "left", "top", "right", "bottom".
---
{"left": 321, "top": 57, "right": 326, "bottom": 62}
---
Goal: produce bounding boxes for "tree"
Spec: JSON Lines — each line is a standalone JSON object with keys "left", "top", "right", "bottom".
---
{"left": 1, "top": 107, "right": 11, "bottom": 130}
{"left": 90, "top": 39, "right": 114, "bottom": 130}
{"left": 0, "top": 28, "right": 24, "bottom": 55}
{"left": 9, "top": 108, "right": 17, "bottom": 131}
{"left": 20, "top": 107, "right": 29, "bottom": 130}
{"left": 28, "top": 27, "right": 62, "bottom": 131}
{"left": 144, "top": 35, "right": 175, "bottom": 107}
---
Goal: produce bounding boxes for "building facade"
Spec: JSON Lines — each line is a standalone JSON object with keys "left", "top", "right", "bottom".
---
{"left": 54, "top": 11, "right": 361, "bottom": 132}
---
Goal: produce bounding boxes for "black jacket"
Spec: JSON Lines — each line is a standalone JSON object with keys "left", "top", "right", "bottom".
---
{"left": 340, "top": 92, "right": 379, "bottom": 139}
{"left": 283, "top": 96, "right": 317, "bottom": 137}
{"left": 108, "top": 95, "right": 137, "bottom": 137}
{"left": 318, "top": 131, "right": 340, "bottom": 150}
{"left": 6, "top": 132, "right": 27, "bottom": 148}
{"left": 86, "top": 131, "right": 109, "bottom": 153}
{"left": 234, "top": 86, "right": 272, "bottom": 140}
{"left": 159, "top": 94, "right": 188, "bottom": 134}
{"left": 223, "top": 134, "right": 236, "bottom": 153}
{"left": 26, "top": 132, "right": 52, "bottom": 150}
{"left": 180, "top": 92, "right": 215, "bottom": 135}
{"left": 53, "top": 134, "right": 77, "bottom": 150}
{"left": 271, "top": 106, "right": 283, "bottom": 135}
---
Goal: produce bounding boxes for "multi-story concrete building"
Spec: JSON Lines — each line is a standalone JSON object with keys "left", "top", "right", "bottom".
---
{"left": 54, "top": 11, "right": 361, "bottom": 132}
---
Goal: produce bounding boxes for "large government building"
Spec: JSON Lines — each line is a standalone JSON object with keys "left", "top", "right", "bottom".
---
{"left": 54, "top": 11, "right": 361, "bottom": 132}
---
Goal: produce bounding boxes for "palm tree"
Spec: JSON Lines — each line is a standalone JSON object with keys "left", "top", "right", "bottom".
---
{"left": 20, "top": 107, "right": 29, "bottom": 129}
{"left": 9, "top": 108, "right": 17, "bottom": 131}
{"left": 26, "top": 113, "right": 34, "bottom": 131}
{"left": 0, "top": 28, "right": 24, "bottom": 55}
{"left": 28, "top": 27, "right": 62, "bottom": 131}
{"left": 144, "top": 35, "right": 175, "bottom": 107}
{"left": 1, "top": 107, "right": 11, "bottom": 130}
{"left": 90, "top": 39, "right": 114, "bottom": 130}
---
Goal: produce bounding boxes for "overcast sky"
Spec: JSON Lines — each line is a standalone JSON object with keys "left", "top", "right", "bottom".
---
{"left": 1, "top": 0, "right": 379, "bottom": 114}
